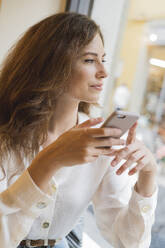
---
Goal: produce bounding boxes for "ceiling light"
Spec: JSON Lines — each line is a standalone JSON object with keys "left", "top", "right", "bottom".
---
{"left": 149, "top": 58, "right": 165, "bottom": 68}
{"left": 149, "top": 34, "right": 158, "bottom": 42}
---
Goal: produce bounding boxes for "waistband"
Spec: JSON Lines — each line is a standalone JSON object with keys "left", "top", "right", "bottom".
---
{"left": 20, "top": 238, "right": 61, "bottom": 247}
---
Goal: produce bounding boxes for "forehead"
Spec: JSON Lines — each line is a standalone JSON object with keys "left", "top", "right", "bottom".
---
{"left": 82, "top": 34, "right": 104, "bottom": 54}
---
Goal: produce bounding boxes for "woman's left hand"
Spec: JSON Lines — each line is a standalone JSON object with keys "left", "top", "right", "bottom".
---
{"left": 110, "top": 122, "right": 157, "bottom": 176}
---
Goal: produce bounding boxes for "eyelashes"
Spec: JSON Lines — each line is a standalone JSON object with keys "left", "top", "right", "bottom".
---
{"left": 84, "top": 59, "right": 107, "bottom": 63}
{"left": 84, "top": 59, "right": 95, "bottom": 63}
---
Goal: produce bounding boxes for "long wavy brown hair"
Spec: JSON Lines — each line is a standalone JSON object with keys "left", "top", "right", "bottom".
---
{"left": 0, "top": 12, "right": 104, "bottom": 179}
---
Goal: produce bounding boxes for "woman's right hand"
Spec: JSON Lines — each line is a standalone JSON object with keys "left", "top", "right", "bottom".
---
{"left": 28, "top": 117, "right": 125, "bottom": 193}
{"left": 40, "top": 117, "right": 125, "bottom": 171}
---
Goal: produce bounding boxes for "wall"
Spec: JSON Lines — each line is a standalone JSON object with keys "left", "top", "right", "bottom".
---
{"left": 91, "top": 0, "right": 129, "bottom": 117}
{"left": 117, "top": 20, "right": 146, "bottom": 89}
{"left": 0, "top": 0, "right": 66, "bottom": 62}
{"left": 129, "top": 0, "right": 165, "bottom": 21}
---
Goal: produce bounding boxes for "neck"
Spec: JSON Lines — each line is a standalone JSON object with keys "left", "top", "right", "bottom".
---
{"left": 44, "top": 94, "right": 79, "bottom": 146}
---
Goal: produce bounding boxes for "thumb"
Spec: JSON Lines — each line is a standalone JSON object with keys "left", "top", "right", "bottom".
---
{"left": 126, "top": 121, "right": 138, "bottom": 145}
{"left": 76, "top": 117, "right": 104, "bottom": 128}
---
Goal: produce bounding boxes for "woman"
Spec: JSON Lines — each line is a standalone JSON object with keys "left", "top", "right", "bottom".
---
{"left": 0, "top": 12, "right": 158, "bottom": 248}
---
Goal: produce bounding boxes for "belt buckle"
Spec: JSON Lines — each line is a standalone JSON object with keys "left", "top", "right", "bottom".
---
{"left": 44, "top": 239, "right": 48, "bottom": 246}
{"left": 25, "top": 239, "right": 34, "bottom": 247}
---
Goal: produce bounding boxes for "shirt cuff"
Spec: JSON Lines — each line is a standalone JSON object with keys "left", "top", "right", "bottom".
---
{"left": 129, "top": 184, "right": 158, "bottom": 217}
{"left": 4, "top": 169, "right": 56, "bottom": 218}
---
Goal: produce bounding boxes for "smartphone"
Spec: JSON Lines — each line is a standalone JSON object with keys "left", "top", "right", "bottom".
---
{"left": 101, "top": 110, "right": 139, "bottom": 137}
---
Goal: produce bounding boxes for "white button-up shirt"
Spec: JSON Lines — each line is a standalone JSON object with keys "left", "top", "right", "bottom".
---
{"left": 0, "top": 112, "right": 158, "bottom": 248}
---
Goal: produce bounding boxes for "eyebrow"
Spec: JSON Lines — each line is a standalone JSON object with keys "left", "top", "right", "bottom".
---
{"left": 81, "top": 52, "right": 106, "bottom": 57}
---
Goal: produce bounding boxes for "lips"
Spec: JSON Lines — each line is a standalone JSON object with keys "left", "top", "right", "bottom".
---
{"left": 90, "top": 83, "right": 103, "bottom": 87}
{"left": 90, "top": 83, "right": 103, "bottom": 91}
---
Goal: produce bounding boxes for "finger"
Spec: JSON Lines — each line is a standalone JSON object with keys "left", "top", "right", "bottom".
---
{"left": 84, "top": 155, "right": 99, "bottom": 163}
{"left": 128, "top": 156, "right": 148, "bottom": 175}
{"left": 111, "top": 143, "right": 140, "bottom": 167}
{"left": 94, "top": 137, "right": 125, "bottom": 148}
{"left": 116, "top": 150, "right": 145, "bottom": 175}
{"left": 86, "top": 146, "right": 112, "bottom": 156}
{"left": 126, "top": 122, "right": 138, "bottom": 145}
{"left": 103, "top": 148, "right": 124, "bottom": 158}
{"left": 92, "top": 147, "right": 116, "bottom": 156}
{"left": 76, "top": 117, "right": 104, "bottom": 128}
{"left": 101, "top": 148, "right": 119, "bottom": 156}
{"left": 87, "top": 127, "right": 122, "bottom": 138}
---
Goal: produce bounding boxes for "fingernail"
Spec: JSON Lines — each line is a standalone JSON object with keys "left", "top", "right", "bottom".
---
{"left": 111, "top": 160, "right": 116, "bottom": 166}
{"left": 91, "top": 118, "right": 99, "bottom": 122}
{"left": 116, "top": 170, "right": 122, "bottom": 175}
{"left": 96, "top": 117, "right": 104, "bottom": 121}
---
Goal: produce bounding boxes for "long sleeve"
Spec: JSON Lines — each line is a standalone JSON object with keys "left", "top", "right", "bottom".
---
{"left": 0, "top": 169, "right": 56, "bottom": 248}
{"left": 92, "top": 158, "right": 158, "bottom": 248}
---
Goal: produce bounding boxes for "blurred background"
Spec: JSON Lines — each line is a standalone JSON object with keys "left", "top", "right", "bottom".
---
{"left": 1, "top": 0, "right": 165, "bottom": 247}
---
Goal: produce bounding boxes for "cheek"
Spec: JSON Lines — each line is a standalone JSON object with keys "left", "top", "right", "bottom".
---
{"left": 67, "top": 65, "right": 98, "bottom": 99}
{"left": 72, "top": 67, "right": 94, "bottom": 82}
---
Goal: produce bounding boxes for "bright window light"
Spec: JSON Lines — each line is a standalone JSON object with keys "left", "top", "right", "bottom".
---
{"left": 149, "top": 58, "right": 165, "bottom": 68}
{"left": 83, "top": 233, "right": 101, "bottom": 248}
{"left": 149, "top": 34, "right": 158, "bottom": 42}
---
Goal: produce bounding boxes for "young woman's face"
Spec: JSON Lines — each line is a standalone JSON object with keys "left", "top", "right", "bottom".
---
{"left": 67, "top": 33, "right": 108, "bottom": 103}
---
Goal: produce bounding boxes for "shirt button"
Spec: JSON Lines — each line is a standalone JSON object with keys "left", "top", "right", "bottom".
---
{"left": 42, "top": 222, "right": 50, "bottom": 228}
{"left": 36, "top": 202, "right": 47, "bottom": 209}
{"left": 51, "top": 184, "right": 56, "bottom": 192}
{"left": 141, "top": 205, "right": 151, "bottom": 213}
{"left": 56, "top": 238, "right": 62, "bottom": 243}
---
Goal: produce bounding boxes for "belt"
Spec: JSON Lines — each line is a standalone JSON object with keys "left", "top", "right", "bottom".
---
{"left": 20, "top": 239, "right": 59, "bottom": 247}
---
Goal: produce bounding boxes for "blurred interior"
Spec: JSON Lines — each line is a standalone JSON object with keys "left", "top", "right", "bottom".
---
{"left": 0, "top": 0, "right": 165, "bottom": 247}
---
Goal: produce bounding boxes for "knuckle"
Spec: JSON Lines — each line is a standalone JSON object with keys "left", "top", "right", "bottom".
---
{"left": 88, "top": 157, "right": 95, "bottom": 162}
{"left": 120, "top": 140, "right": 126, "bottom": 145}
{"left": 103, "top": 148, "right": 110, "bottom": 153}
{"left": 108, "top": 137, "right": 113, "bottom": 144}
{"left": 139, "top": 157, "right": 145, "bottom": 163}
{"left": 104, "top": 128, "right": 112, "bottom": 136}
{"left": 115, "top": 155, "right": 120, "bottom": 162}
{"left": 114, "top": 129, "right": 121, "bottom": 136}
{"left": 140, "top": 160, "right": 145, "bottom": 166}
{"left": 119, "top": 150, "right": 124, "bottom": 157}
{"left": 130, "top": 154, "right": 135, "bottom": 160}
{"left": 126, "top": 146, "right": 130, "bottom": 153}
{"left": 102, "top": 128, "right": 108, "bottom": 136}
{"left": 81, "top": 152, "right": 89, "bottom": 162}
{"left": 83, "top": 147, "right": 90, "bottom": 156}
{"left": 119, "top": 140, "right": 125, "bottom": 145}
{"left": 99, "top": 128, "right": 104, "bottom": 134}
{"left": 137, "top": 163, "right": 143, "bottom": 169}
{"left": 88, "top": 136, "right": 94, "bottom": 144}
{"left": 82, "top": 156, "right": 88, "bottom": 163}
{"left": 83, "top": 127, "right": 88, "bottom": 134}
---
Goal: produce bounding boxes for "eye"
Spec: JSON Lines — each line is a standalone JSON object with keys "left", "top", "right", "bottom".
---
{"left": 102, "top": 59, "right": 107, "bottom": 63}
{"left": 84, "top": 59, "right": 95, "bottom": 63}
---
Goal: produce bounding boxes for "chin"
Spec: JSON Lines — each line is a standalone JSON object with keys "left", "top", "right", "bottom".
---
{"left": 78, "top": 93, "right": 100, "bottom": 103}
{"left": 84, "top": 97, "right": 100, "bottom": 103}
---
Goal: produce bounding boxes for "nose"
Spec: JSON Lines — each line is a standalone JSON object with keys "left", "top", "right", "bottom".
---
{"left": 96, "top": 63, "right": 108, "bottom": 79}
